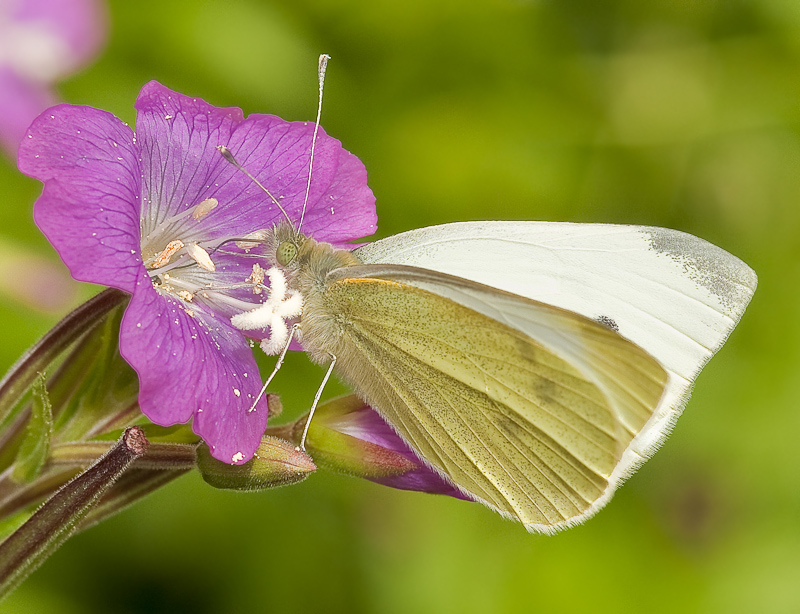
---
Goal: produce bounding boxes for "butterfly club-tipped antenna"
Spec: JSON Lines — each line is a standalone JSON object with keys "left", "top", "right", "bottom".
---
{"left": 225, "top": 54, "right": 335, "bottom": 446}
{"left": 216, "top": 54, "right": 330, "bottom": 240}
{"left": 297, "top": 53, "right": 331, "bottom": 234}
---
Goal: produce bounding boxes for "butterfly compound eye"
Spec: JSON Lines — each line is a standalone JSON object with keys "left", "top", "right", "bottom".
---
{"left": 276, "top": 241, "right": 298, "bottom": 266}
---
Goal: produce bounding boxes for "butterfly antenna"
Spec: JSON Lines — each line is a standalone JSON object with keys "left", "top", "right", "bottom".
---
{"left": 216, "top": 145, "right": 296, "bottom": 231}
{"left": 297, "top": 53, "right": 331, "bottom": 234}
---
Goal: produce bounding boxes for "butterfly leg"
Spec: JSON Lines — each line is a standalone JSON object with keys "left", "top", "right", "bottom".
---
{"left": 247, "top": 323, "right": 299, "bottom": 413}
{"left": 299, "top": 353, "right": 337, "bottom": 450}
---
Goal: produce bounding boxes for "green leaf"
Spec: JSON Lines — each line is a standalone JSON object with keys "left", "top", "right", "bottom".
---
{"left": 11, "top": 374, "right": 53, "bottom": 484}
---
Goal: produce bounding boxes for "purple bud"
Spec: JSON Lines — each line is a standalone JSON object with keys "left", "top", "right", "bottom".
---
{"left": 305, "top": 396, "right": 471, "bottom": 500}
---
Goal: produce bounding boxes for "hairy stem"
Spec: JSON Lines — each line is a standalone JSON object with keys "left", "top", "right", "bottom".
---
{"left": 0, "top": 427, "right": 148, "bottom": 599}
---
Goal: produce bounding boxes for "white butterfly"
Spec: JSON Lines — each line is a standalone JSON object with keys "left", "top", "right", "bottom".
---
{"left": 228, "top": 54, "right": 757, "bottom": 533}
{"left": 238, "top": 219, "right": 756, "bottom": 533}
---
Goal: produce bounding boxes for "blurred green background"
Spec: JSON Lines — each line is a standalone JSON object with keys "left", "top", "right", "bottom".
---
{"left": 0, "top": 0, "right": 796, "bottom": 612}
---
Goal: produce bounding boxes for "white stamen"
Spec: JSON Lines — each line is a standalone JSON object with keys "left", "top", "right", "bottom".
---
{"left": 150, "top": 240, "right": 184, "bottom": 268}
{"left": 177, "top": 290, "right": 194, "bottom": 302}
{"left": 231, "top": 452, "right": 244, "bottom": 463}
{"left": 192, "top": 197, "right": 219, "bottom": 220}
{"left": 258, "top": 295, "right": 303, "bottom": 355}
{"left": 185, "top": 242, "right": 216, "bottom": 272}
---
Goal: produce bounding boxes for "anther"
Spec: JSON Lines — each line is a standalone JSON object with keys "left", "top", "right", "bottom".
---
{"left": 150, "top": 240, "right": 185, "bottom": 269}
{"left": 185, "top": 242, "right": 216, "bottom": 272}
{"left": 246, "top": 263, "right": 266, "bottom": 294}
{"left": 192, "top": 197, "right": 219, "bottom": 220}
{"left": 235, "top": 229, "right": 270, "bottom": 250}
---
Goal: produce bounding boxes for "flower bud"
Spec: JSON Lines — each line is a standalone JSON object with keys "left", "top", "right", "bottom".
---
{"left": 304, "top": 395, "right": 470, "bottom": 500}
{"left": 196, "top": 435, "right": 316, "bottom": 491}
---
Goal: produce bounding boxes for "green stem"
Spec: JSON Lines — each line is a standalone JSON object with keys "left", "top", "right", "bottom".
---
{"left": 0, "top": 289, "right": 126, "bottom": 426}
{"left": 49, "top": 441, "right": 197, "bottom": 470}
{"left": 0, "top": 426, "right": 148, "bottom": 599}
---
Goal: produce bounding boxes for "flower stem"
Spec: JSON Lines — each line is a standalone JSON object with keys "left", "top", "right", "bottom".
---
{"left": 49, "top": 440, "right": 197, "bottom": 470}
{"left": 0, "top": 289, "right": 127, "bottom": 426}
{"left": 0, "top": 426, "right": 148, "bottom": 599}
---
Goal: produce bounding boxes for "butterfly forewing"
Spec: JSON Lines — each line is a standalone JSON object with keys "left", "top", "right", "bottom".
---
{"left": 320, "top": 272, "right": 667, "bottom": 531}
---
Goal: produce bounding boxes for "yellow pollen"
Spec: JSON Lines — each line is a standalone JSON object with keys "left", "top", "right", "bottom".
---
{"left": 150, "top": 240, "right": 184, "bottom": 268}
{"left": 192, "top": 197, "right": 219, "bottom": 220}
{"left": 246, "top": 263, "right": 266, "bottom": 294}
{"left": 177, "top": 290, "right": 194, "bottom": 302}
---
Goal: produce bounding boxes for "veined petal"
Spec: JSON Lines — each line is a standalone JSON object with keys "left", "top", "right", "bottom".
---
{"left": 134, "top": 81, "right": 376, "bottom": 247}
{"left": 19, "top": 104, "right": 142, "bottom": 292}
{"left": 135, "top": 81, "right": 245, "bottom": 237}
{"left": 121, "top": 272, "right": 269, "bottom": 464}
{"left": 299, "top": 147, "right": 378, "bottom": 246}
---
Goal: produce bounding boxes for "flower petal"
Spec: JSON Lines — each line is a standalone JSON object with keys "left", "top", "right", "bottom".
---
{"left": 135, "top": 81, "right": 375, "bottom": 246}
{"left": 135, "top": 81, "right": 245, "bottom": 235}
{"left": 298, "top": 147, "right": 377, "bottom": 246}
{"left": 18, "top": 104, "right": 142, "bottom": 292}
{"left": 120, "top": 272, "right": 270, "bottom": 464}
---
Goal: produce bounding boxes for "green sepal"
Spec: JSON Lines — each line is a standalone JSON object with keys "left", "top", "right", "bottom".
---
{"left": 306, "top": 422, "right": 416, "bottom": 479}
{"left": 197, "top": 435, "right": 316, "bottom": 491}
{"left": 11, "top": 374, "right": 53, "bottom": 484}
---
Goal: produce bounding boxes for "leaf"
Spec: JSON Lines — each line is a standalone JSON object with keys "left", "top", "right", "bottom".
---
{"left": 12, "top": 374, "right": 53, "bottom": 484}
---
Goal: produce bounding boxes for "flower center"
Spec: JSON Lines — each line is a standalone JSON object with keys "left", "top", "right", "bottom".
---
{"left": 141, "top": 198, "right": 269, "bottom": 316}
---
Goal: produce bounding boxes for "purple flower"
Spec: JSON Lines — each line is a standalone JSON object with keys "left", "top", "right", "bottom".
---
{"left": 305, "top": 395, "right": 470, "bottom": 500}
{"left": 18, "top": 80, "right": 377, "bottom": 464}
{"left": 0, "top": 0, "right": 107, "bottom": 155}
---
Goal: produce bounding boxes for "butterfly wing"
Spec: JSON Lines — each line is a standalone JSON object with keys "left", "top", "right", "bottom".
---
{"left": 320, "top": 266, "right": 669, "bottom": 532}
{"left": 354, "top": 222, "right": 757, "bottom": 461}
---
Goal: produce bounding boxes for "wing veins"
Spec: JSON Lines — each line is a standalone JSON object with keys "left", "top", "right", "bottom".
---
{"left": 349, "top": 312, "right": 623, "bottom": 454}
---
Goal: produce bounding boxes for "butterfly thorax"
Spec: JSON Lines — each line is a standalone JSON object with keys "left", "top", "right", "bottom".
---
{"left": 269, "top": 223, "right": 362, "bottom": 364}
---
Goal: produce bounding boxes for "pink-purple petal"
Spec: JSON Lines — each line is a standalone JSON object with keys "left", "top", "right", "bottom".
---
{"left": 300, "top": 148, "right": 378, "bottom": 245}
{"left": 135, "top": 81, "right": 245, "bottom": 227}
{"left": 135, "top": 81, "right": 375, "bottom": 244}
{"left": 120, "top": 273, "right": 269, "bottom": 464}
{"left": 19, "top": 105, "right": 142, "bottom": 292}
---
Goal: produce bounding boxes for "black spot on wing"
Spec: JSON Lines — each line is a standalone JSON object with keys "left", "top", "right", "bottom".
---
{"left": 596, "top": 315, "right": 618, "bottom": 332}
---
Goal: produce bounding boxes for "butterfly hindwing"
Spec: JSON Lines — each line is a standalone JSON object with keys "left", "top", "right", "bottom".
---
{"left": 321, "top": 269, "right": 667, "bottom": 532}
